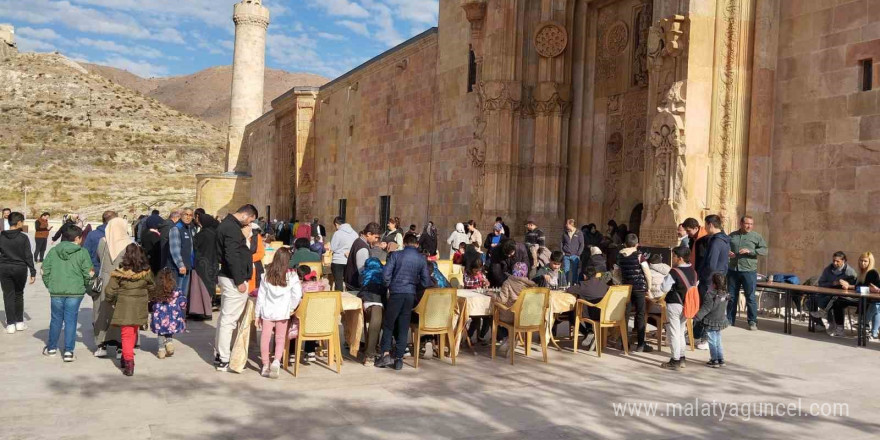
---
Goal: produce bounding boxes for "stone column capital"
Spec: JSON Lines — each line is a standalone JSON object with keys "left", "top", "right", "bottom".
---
{"left": 233, "top": 1, "right": 270, "bottom": 28}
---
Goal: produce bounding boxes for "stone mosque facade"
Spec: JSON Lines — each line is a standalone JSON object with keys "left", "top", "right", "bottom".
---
{"left": 197, "top": 0, "right": 880, "bottom": 280}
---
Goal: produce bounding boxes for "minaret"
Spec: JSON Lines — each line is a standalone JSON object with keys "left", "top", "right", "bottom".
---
{"left": 226, "top": 0, "right": 270, "bottom": 172}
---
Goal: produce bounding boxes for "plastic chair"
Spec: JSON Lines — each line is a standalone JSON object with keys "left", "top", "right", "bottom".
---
{"left": 283, "top": 290, "right": 342, "bottom": 377}
{"left": 646, "top": 293, "right": 667, "bottom": 352}
{"left": 574, "top": 285, "right": 631, "bottom": 357}
{"left": 491, "top": 287, "right": 551, "bottom": 364}
{"left": 409, "top": 288, "right": 458, "bottom": 368}
{"left": 436, "top": 260, "right": 453, "bottom": 279}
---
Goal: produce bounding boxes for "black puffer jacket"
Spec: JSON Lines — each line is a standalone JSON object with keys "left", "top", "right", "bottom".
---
{"left": 617, "top": 249, "right": 647, "bottom": 293}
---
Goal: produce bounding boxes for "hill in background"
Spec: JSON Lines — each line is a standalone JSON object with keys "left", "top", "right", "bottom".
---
{"left": 0, "top": 52, "right": 226, "bottom": 220}
{"left": 83, "top": 64, "right": 328, "bottom": 129}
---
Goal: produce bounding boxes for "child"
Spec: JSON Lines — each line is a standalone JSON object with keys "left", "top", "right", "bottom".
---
{"left": 297, "top": 265, "right": 330, "bottom": 293}
{"left": 256, "top": 247, "right": 302, "bottom": 378}
{"left": 695, "top": 272, "right": 730, "bottom": 368}
{"left": 534, "top": 251, "right": 565, "bottom": 289}
{"left": 647, "top": 253, "right": 671, "bottom": 313}
{"left": 462, "top": 258, "right": 489, "bottom": 290}
{"left": 659, "top": 246, "right": 697, "bottom": 370}
{"left": 0, "top": 211, "right": 37, "bottom": 334}
{"left": 452, "top": 242, "right": 466, "bottom": 265}
{"left": 462, "top": 258, "right": 490, "bottom": 345}
{"left": 149, "top": 268, "right": 187, "bottom": 359}
{"left": 104, "top": 243, "right": 154, "bottom": 376}
{"left": 41, "top": 223, "right": 92, "bottom": 361}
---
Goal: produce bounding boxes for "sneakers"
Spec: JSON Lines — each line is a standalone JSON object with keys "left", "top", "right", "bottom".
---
{"left": 213, "top": 353, "right": 221, "bottom": 366}
{"left": 634, "top": 344, "right": 654, "bottom": 353}
{"left": 393, "top": 358, "right": 403, "bottom": 370}
{"left": 5, "top": 324, "right": 14, "bottom": 334}
{"left": 696, "top": 340, "right": 709, "bottom": 350}
{"left": 14, "top": 322, "right": 27, "bottom": 331}
{"left": 94, "top": 347, "right": 107, "bottom": 357}
{"left": 116, "top": 348, "right": 123, "bottom": 360}
{"left": 216, "top": 361, "right": 229, "bottom": 372}
{"left": 580, "top": 332, "right": 596, "bottom": 351}
{"left": 43, "top": 347, "right": 58, "bottom": 357}
{"left": 748, "top": 322, "right": 758, "bottom": 331}
{"left": 374, "top": 354, "right": 393, "bottom": 368}
{"left": 707, "top": 359, "right": 725, "bottom": 368}
{"left": 261, "top": 365, "right": 271, "bottom": 378}
{"left": 660, "top": 358, "right": 681, "bottom": 370}
{"left": 831, "top": 327, "right": 846, "bottom": 337}
{"left": 497, "top": 339, "right": 510, "bottom": 356}
{"left": 301, "top": 352, "right": 316, "bottom": 365}
{"left": 157, "top": 347, "right": 167, "bottom": 359}
{"left": 809, "top": 310, "right": 826, "bottom": 319}
{"left": 269, "top": 360, "right": 280, "bottom": 379}
{"left": 62, "top": 352, "right": 75, "bottom": 362}
{"left": 679, "top": 356, "right": 687, "bottom": 369}
{"left": 363, "top": 356, "right": 375, "bottom": 367}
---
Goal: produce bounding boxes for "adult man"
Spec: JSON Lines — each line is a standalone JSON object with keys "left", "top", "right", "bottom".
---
{"left": 1, "top": 208, "right": 10, "bottom": 231}
{"left": 33, "top": 212, "right": 52, "bottom": 263}
{"left": 726, "top": 215, "right": 768, "bottom": 330}
{"left": 137, "top": 209, "right": 160, "bottom": 244}
{"left": 375, "top": 233, "right": 433, "bottom": 370}
{"left": 524, "top": 220, "right": 545, "bottom": 269}
{"left": 567, "top": 266, "right": 610, "bottom": 351}
{"left": 329, "top": 217, "right": 358, "bottom": 291}
{"left": 214, "top": 204, "right": 258, "bottom": 371}
{"left": 811, "top": 251, "right": 858, "bottom": 335}
{"left": 677, "top": 224, "right": 689, "bottom": 249}
{"left": 694, "top": 214, "right": 730, "bottom": 349}
{"left": 561, "top": 219, "right": 585, "bottom": 286}
{"left": 682, "top": 217, "right": 706, "bottom": 265}
{"left": 311, "top": 218, "right": 326, "bottom": 243}
{"left": 344, "top": 222, "right": 382, "bottom": 291}
{"left": 659, "top": 246, "right": 697, "bottom": 370}
{"left": 166, "top": 208, "right": 195, "bottom": 297}
{"left": 83, "top": 211, "right": 117, "bottom": 273}
{"left": 617, "top": 233, "right": 653, "bottom": 352}
{"left": 289, "top": 237, "right": 320, "bottom": 268}
{"left": 495, "top": 216, "right": 510, "bottom": 238}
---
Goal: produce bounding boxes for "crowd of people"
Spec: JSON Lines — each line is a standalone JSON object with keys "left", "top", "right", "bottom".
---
{"left": 0, "top": 205, "right": 877, "bottom": 377}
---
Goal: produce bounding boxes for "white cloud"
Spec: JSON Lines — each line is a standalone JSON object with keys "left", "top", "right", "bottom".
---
{"left": 192, "top": 31, "right": 232, "bottom": 56}
{"left": 385, "top": 0, "right": 438, "bottom": 25}
{"left": 307, "top": 0, "right": 369, "bottom": 18}
{"left": 97, "top": 56, "right": 169, "bottom": 77}
{"left": 16, "top": 27, "right": 62, "bottom": 41}
{"left": 368, "top": 3, "right": 403, "bottom": 47}
{"left": 267, "top": 31, "right": 346, "bottom": 77}
{"left": 76, "top": 37, "right": 165, "bottom": 59}
{"left": 17, "top": 37, "right": 57, "bottom": 53}
{"left": 336, "top": 20, "right": 369, "bottom": 38}
{"left": 316, "top": 32, "right": 346, "bottom": 41}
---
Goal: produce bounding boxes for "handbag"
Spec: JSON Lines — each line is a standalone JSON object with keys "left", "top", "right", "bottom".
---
{"left": 88, "top": 274, "right": 103, "bottom": 300}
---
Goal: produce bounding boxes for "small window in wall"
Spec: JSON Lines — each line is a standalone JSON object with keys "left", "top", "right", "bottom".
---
{"left": 467, "top": 48, "right": 477, "bottom": 93}
{"left": 386, "top": 107, "right": 392, "bottom": 125}
{"left": 348, "top": 123, "right": 354, "bottom": 138}
{"left": 861, "top": 59, "right": 873, "bottom": 91}
{"left": 338, "top": 199, "right": 347, "bottom": 221}
{"left": 379, "top": 195, "right": 391, "bottom": 229}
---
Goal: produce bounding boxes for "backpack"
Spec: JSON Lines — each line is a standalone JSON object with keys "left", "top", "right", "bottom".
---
{"left": 673, "top": 267, "right": 700, "bottom": 319}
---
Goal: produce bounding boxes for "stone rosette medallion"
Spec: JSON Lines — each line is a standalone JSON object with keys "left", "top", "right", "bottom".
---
{"left": 534, "top": 21, "right": 568, "bottom": 58}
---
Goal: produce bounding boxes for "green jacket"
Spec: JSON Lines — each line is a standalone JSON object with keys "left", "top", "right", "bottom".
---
{"left": 728, "top": 230, "right": 768, "bottom": 272}
{"left": 41, "top": 241, "right": 93, "bottom": 297}
{"left": 289, "top": 248, "right": 321, "bottom": 268}
{"left": 105, "top": 269, "right": 153, "bottom": 327}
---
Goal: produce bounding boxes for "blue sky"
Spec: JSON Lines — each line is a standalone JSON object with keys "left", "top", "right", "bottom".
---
{"left": 0, "top": 0, "right": 439, "bottom": 78}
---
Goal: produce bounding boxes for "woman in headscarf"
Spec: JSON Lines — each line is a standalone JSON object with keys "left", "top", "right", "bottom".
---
{"left": 446, "top": 222, "right": 469, "bottom": 260}
{"left": 493, "top": 262, "right": 537, "bottom": 355}
{"left": 93, "top": 217, "right": 133, "bottom": 358}
{"left": 418, "top": 221, "right": 438, "bottom": 261}
{"left": 188, "top": 212, "right": 219, "bottom": 318}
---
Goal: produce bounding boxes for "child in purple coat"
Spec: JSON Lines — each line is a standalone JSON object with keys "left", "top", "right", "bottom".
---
{"left": 149, "top": 268, "right": 187, "bottom": 359}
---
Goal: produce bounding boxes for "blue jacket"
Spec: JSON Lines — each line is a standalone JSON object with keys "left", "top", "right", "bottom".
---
{"left": 697, "top": 232, "right": 731, "bottom": 284}
{"left": 82, "top": 224, "right": 106, "bottom": 271}
{"left": 383, "top": 246, "right": 433, "bottom": 295}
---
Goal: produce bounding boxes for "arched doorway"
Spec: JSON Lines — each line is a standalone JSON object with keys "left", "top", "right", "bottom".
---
{"left": 629, "top": 203, "right": 643, "bottom": 238}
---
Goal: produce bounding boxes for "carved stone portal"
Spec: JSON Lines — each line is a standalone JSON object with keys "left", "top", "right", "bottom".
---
{"left": 648, "top": 81, "right": 686, "bottom": 222}
{"left": 647, "top": 15, "right": 687, "bottom": 71}
{"left": 534, "top": 22, "right": 568, "bottom": 58}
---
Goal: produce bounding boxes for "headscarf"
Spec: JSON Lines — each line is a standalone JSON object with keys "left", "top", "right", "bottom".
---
{"left": 145, "top": 214, "right": 163, "bottom": 230}
{"left": 590, "top": 246, "right": 602, "bottom": 256}
{"left": 105, "top": 217, "right": 132, "bottom": 261}
{"left": 422, "top": 222, "right": 437, "bottom": 238}
{"left": 455, "top": 222, "right": 465, "bottom": 234}
{"left": 512, "top": 262, "right": 529, "bottom": 278}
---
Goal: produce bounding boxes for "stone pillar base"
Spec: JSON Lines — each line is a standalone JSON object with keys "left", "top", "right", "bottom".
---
{"left": 195, "top": 173, "right": 252, "bottom": 218}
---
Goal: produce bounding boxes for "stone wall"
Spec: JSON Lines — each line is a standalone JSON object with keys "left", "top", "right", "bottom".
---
{"left": 770, "top": 0, "right": 880, "bottom": 278}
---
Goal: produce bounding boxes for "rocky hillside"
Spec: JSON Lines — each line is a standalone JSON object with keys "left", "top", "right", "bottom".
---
{"left": 0, "top": 52, "right": 225, "bottom": 220}
{"left": 83, "top": 64, "right": 328, "bottom": 128}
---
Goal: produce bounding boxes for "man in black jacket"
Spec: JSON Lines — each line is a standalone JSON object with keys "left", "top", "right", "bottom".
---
{"left": 0, "top": 212, "right": 36, "bottom": 333}
{"left": 213, "top": 204, "right": 257, "bottom": 372}
{"left": 694, "top": 214, "right": 730, "bottom": 349}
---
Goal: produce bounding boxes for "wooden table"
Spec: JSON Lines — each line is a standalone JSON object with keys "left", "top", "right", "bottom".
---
{"left": 229, "top": 291, "right": 365, "bottom": 372}
{"left": 757, "top": 281, "right": 880, "bottom": 346}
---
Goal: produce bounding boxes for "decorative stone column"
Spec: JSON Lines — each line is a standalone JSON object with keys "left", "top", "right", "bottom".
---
{"left": 227, "top": 0, "right": 270, "bottom": 173}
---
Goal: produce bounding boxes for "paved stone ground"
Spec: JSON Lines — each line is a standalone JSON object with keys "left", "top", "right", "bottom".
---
{"left": 2, "top": 265, "right": 879, "bottom": 440}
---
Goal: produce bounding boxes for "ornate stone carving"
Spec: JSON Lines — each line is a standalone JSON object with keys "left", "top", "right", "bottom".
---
{"left": 648, "top": 81, "right": 686, "bottom": 221}
{"left": 233, "top": 14, "right": 270, "bottom": 28}
{"left": 607, "top": 94, "right": 621, "bottom": 115}
{"left": 534, "top": 22, "right": 568, "bottom": 58}
{"left": 603, "top": 21, "right": 629, "bottom": 56}
{"left": 631, "top": 3, "right": 652, "bottom": 87}
{"left": 647, "top": 15, "right": 686, "bottom": 71}
{"left": 478, "top": 80, "right": 522, "bottom": 113}
{"left": 532, "top": 81, "right": 571, "bottom": 116}
{"left": 716, "top": 0, "right": 738, "bottom": 220}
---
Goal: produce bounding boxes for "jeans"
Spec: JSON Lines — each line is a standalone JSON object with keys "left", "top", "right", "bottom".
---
{"left": 694, "top": 281, "right": 710, "bottom": 340}
{"left": 214, "top": 276, "right": 249, "bottom": 363}
{"left": 47, "top": 296, "right": 84, "bottom": 353}
{"left": 0, "top": 264, "right": 27, "bottom": 324}
{"left": 630, "top": 290, "right": 647, "bottom": 346}
{"left": 666, "top": 303, "right": 686, "bottom": 361}
{"left": 177, "top": 271, "right": 191, "bottom": 301}
{"left": 34, "top": 238, "right": 48, "bottom": 262}
{"left": 380, "top": 293, "right": 414, "bottom": 359}
{"left": 563, "top": 255, "right": 581, "bottom": 286}
{"left": 867, "top": 302, "right": 880, "bottom": 338}
{"left": 726, "top": 270, "right": 758, "bottom": 325}
{"left": 706, "top": 329, "right": 723, "bottom": 361}
{"left": 331, "top": 263, "right": 346, "bottom": 291}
